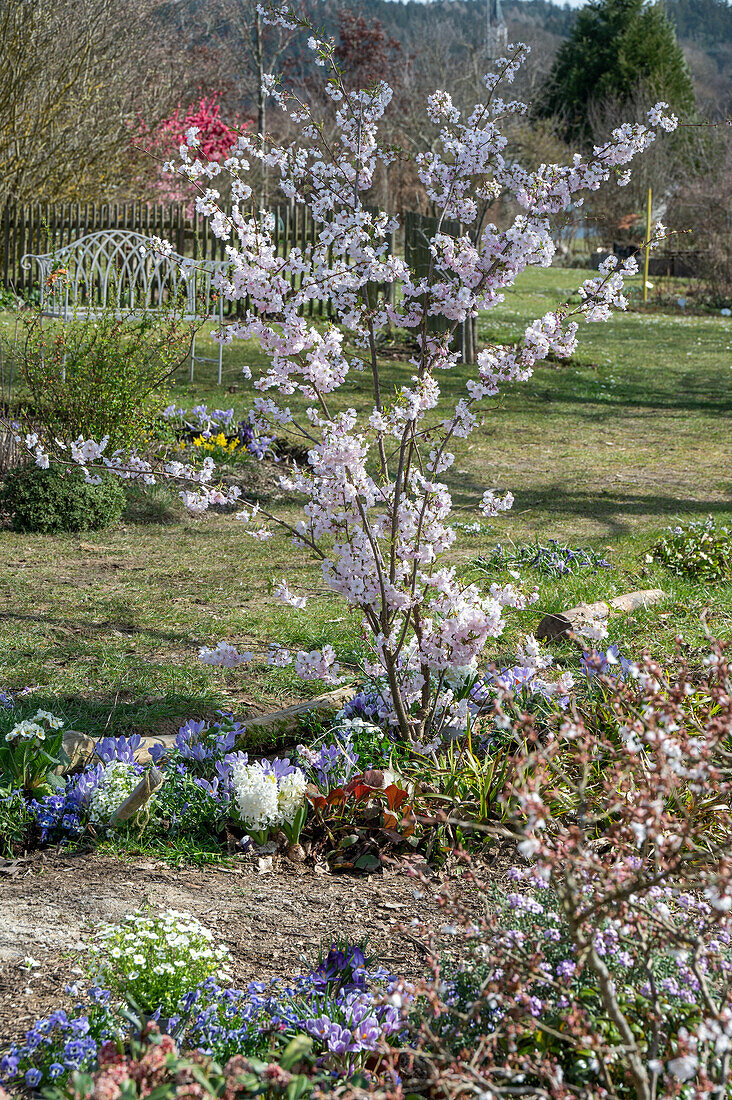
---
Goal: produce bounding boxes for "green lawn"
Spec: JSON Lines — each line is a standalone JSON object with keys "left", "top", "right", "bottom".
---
{"left": 1, "top": 266, "right": 730, "bottom": 741}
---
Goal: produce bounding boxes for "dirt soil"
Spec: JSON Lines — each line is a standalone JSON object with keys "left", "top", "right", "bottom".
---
{"left": 0, "top": 850, "right": 452, "bottom": 1050}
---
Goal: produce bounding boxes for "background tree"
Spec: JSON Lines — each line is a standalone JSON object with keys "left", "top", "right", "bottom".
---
{"left": 538, "top": 0, "right": 696, "bottom": 143}
{"left": 0, "top": 0, "right": 184, "bottom": 207}
{"left": 334, "top": 10, "right": 403, "bottom": 89}
{"left": 135, "top": 96, "right": 252, "bottom": 203}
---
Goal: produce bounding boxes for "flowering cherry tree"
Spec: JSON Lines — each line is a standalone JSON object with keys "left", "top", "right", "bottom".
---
{"left": 14, "top": 8, "right": 678, "bottom": 748}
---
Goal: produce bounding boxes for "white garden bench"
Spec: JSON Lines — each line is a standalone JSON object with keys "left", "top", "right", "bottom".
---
{"left": 21, "top": 229, "right": 230, "bottom": 383}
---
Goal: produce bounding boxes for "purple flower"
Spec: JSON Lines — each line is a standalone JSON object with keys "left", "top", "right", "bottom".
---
{"left": 297, "top": 732, "right": 359, "bottom": 792}
{"left": 0, "top": 1052, "right": 20, "bottom": 1077}
{"left": 581, "top": 644, "right": 631, "bottom": 680}
{"left": 304, "top": 1016, "right": 331, "bottom": 1040}
{"left": 261, "top": 757, "right": 298, "bottom": 780}
{"left": 94, "top": 735, "right": 142, "bottom": 764}
{"left": 326, "top": 1022, "right": 354, "bottom": 1055}
{"left": 25, "top": 1068, "right": 43, "bottom": 1088}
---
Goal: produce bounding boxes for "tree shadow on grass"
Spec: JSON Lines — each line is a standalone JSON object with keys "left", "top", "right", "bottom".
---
{"left": 0, "top": 611, "right": 193, "bottom": 647}
{"left": 533, "top": 384, "right": 732, "bottom": 417}
{"left": 3, "top": 690, "right": 222, "bottom": 739}
{"left": 449, "top": 476, "right": 732, "bottom": 538}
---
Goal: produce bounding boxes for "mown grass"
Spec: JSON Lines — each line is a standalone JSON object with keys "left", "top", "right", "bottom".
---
{"left": 0, "top": 266, "right": 730, "bottom": 743}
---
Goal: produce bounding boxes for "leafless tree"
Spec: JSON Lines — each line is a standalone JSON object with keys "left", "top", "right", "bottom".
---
{"left": 0, "top": 0, "right": 183, "bottom": 207}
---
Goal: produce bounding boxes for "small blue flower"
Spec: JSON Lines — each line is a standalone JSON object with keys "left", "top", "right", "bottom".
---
{"left": 0, "top": 1052, "right": 20, "bottom": 1077}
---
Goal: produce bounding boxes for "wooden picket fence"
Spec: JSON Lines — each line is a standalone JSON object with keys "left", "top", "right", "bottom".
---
{"left": 0, "top": 201, "right": 335, "bottom": 319}
{"left": 404, "top": 209, "right": 477, "bottom": 363}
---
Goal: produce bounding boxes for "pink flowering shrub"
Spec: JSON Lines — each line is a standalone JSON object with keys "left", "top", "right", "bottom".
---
{"left": 376, "top": 643, "right": 732, "bottom": 1099}
{"left": 135, "top": 96, "right": 251, "bottom": 203}
{"left": 12, "top": 7, "right": 680, "bottom": 747}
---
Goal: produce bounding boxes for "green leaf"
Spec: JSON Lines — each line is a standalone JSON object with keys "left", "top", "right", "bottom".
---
{"left": 280, "top": 1034, "right": 313, "bottom": 1071}
{"left": 354, "top": 852, "right": 382, "bottom": 872}
{"left": 189, "top": 1063, "right": 219, "bottom": 1094}
{"left": 143, "top": 1085, "right": 178, "bottom": 1100}
{"left": 286, "top": 1075, "right": 312, "bottom": 1100}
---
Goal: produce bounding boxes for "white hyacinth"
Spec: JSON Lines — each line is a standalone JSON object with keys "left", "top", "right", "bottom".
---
{"left": 277, "top": 770, "right": 307, "bottom": 822}
{"left": 230, "top": 761, "right": 307, "bottom": 831}
{"left": 230, "top": 761, "right": 280, "bottom": 830}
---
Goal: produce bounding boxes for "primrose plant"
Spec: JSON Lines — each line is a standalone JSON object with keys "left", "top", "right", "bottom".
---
{"left": 13, "top": 9, "right": 677, "bottom": 750}
{"left": 0, "top": 710, "right": 68, "bottom": 794}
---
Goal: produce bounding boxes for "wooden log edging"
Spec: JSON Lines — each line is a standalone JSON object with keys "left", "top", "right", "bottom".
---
{"left": 536, "top": 589, "right": 667, "bottom": 642}
{"left": 60, "top": 686, "right": 353, "bottom": 772}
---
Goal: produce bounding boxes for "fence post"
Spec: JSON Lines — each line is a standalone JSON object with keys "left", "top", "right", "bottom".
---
{"left": 403, "top": 210, "right": 475, "bottom": 363}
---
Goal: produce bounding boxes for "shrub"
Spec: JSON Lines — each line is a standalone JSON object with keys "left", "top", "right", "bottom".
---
{"left": 649, "top": 516, "right": 732, "bottom": 581}
{"left": 0, "top": 461, "right": 126, "bottom": 533}
{"left": 383, "top": 644, "right": 732, "bottom": 1100}
{"left": 15, "top": 307, "right": 192, "bottom": 450}
{"left": 48, "top": 1030, "right": 323, "bottom": 1100}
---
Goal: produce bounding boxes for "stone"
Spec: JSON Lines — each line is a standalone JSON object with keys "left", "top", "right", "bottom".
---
{"left": 536, "top": 588, "right": 666, "bottom": 642}
{"left": 62, "top": 686, "right": 355, "bottom": 769}
{"left": 60, "top": 730, "right": 96, "bottom": 773}
{"left": 234, "top": 686, "right": 353, "bottom": 748}
{"left": 110, "top": 768, "right": 164, "bottom": 824}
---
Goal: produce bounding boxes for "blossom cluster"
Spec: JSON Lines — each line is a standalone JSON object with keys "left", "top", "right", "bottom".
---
{"left": 163, "top": 404, "right": 236, "bottom": 435}
{"left": 148, "top": 716, "right": 245, "bottom": 771}
{"left": 296, "top": 723, "right": 361, "bottom": 792}
{"left": 184, "top": 942, "right": 401, "bottom": 1070}
{"left": 89, "top": 909, "right": 232, "bottom": 1018}
{"left": 30, "top": 737, "right": 146, "bottom": 840}
{"left": 5, "top": 709, "right": 63, "bottom": 744}
{"left": 229, "top": 759, "right": 307, "bottom": 836}
{"left": 580, "top": 643, "right": 632, "bottom": 680}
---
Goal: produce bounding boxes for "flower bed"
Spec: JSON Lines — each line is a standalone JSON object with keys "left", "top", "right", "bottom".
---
{"left": 1, "top": 623, "right": 630, "bottom": 871}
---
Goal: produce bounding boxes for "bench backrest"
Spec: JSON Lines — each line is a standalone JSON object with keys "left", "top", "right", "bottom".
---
{"left": 20, "top": 229, "right": 228, "bottom": 322}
